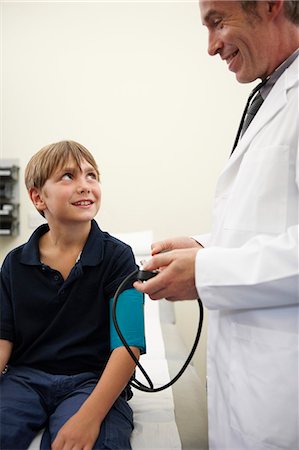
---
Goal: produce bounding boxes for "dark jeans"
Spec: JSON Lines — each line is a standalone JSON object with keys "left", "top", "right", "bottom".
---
{"left": 0, "top": 366, "right": 133, "bottom": 450}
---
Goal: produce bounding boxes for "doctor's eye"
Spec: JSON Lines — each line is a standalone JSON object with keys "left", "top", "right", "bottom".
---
{"left": 214, "top": 19, "right": 224, "bottom": 29}
{"left": 209, "top": 15, "right": 224, "bottom": 30}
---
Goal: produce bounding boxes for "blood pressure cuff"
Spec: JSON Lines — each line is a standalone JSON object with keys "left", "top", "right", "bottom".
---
{"left": 109, "top": 288, "right": 146, "bottom": 354}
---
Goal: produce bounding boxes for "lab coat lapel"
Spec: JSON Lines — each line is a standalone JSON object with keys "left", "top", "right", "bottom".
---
{"left": 215, "top": 58, "right": 298, "bottom": 196}
{"left": 234, "top": 80, "right": 287, "bottom": 156}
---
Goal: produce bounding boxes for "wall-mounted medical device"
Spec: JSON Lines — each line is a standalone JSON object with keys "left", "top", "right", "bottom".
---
{"left": 0, "top": 159, "right": 20, "bottom": 236}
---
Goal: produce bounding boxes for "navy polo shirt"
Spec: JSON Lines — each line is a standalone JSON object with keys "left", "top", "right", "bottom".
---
{"left": 0, "top": 220, "right": 144, "bottom": 375}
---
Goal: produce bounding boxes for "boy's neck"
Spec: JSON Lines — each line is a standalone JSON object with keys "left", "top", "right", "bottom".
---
{"left": 42, "top": 221, "right": 91, "bottom": 250}
{"left": 38, "top": 223, "right": 91, "bottom": 280}
{"left": 38, "top": 221, "right": 91, "bottom": 270}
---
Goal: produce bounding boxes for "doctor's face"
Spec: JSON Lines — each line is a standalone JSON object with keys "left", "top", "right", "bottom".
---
{"left": 199, "top": 0, "right": 275, "bottom": 83}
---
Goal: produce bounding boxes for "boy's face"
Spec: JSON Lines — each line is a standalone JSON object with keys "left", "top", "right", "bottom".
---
{"left": 34, "top": 157, "right": 101, "bottom": 224}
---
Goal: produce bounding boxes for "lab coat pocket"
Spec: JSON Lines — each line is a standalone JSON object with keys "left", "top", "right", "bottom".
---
{"left": 229, "top": 322, "right": 298, "bottom": 449}
{"left": 224, "top": 145, "right": 289, "bottom": 233}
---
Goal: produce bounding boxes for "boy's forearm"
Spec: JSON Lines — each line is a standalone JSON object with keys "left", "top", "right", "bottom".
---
{"left": 51, "top": 346, "right": 140, "bottom": 450}
{"left": 0, "top": 339, "right": 13, "bottom": 373}
{"left": 78, "top": 346, "right": 140, "bottom": 423}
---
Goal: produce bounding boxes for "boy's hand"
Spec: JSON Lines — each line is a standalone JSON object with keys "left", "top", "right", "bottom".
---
{"left": 51, "top": 411, "right": 101, "bottom": 450}
{"left": 0, "top": 339, "right": 13, "bottom": 375}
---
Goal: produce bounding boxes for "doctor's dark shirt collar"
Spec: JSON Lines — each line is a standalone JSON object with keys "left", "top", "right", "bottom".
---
{"left": 261, "top": 47, "right": 299, "bottom": 99}
{"left": 20, "top": 219, "right": 104, "bottom": 267}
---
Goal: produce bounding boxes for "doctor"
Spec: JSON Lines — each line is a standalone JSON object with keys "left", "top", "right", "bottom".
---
{"left": 134, "top": 1, "right": 299, "bottom": 449}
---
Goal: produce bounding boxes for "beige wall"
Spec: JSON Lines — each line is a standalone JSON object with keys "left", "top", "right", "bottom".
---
{"left": 0, "top": 0, "right": 253, "bottom": 379}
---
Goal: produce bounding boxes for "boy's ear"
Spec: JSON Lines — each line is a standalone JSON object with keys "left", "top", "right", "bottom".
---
{"left": 29, "top": 187, "right": 47, "bottom": 215}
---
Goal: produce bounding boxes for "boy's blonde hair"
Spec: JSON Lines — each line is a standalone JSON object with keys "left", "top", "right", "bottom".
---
{"left": 25, "top": 140, "right": 100, "bottom": 191}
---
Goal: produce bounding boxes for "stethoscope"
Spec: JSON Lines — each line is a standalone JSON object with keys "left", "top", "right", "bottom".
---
{"left": 112, "top": 79, "right": 269, "bottom": 393}
{"left": 112, "top": 267, "right": 204, "bottom": 393}
{"left": 231, "top": 77, "right": 269, "bottom": 155}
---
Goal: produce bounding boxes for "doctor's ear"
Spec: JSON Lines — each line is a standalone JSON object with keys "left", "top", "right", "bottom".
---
{"left": 29, "top": 187, "right": 47, "bottom": 216}
{"left": 267, "top": 1, "right": 283, "bottom": 18}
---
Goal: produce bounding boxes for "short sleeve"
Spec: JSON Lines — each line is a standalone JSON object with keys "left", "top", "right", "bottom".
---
{"left": 0, "top": 256, "right": 15, "bottom": 342}
{"left": 110, "top": 288, "right": 146, "bottom": 354}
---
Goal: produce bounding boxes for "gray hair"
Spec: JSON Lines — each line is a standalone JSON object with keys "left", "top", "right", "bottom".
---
{"left": 241, "top": 1, "right": 299, "bottom": 25}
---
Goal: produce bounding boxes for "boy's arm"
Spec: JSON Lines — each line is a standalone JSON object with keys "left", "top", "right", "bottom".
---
{"left": 51, "top": 345, "right": 140, "bottom": 450}
{"left": 0, "top": 339, "right": 13, "bottom": 374}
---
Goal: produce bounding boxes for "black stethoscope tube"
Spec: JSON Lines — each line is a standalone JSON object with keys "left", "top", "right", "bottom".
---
{"left": 112, "top": 268, "right": 204, "bottom": 393}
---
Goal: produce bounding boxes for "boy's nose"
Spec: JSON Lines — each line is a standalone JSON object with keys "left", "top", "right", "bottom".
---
{"left": 77, "top": 185, "right": 90, "bottom": 194}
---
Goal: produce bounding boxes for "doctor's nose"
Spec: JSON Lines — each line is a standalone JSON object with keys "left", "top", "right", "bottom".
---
{"left": 208, "top": 32, "right": 223, "bottom": 56}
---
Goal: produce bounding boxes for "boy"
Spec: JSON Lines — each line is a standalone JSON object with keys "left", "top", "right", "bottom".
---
{"left": 0, "top": 140, "right": 145, "bottom": 450}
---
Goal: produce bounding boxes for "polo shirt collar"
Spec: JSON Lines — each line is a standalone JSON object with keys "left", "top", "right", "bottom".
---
{"left": 80, "top": 220, "right": 104, "bottom": 266}
{"left": 20, "top": 219, "right": 104, "bottom": 267}
{"left": 20, "top": 223, "right": 49, "bottom": 265}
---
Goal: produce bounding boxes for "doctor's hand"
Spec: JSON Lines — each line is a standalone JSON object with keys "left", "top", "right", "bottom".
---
{"left": 150, "top": 236, "right": 202, "bottom": 256}
{"left": 134, "top": 247, "right": 201, "bottom": 301}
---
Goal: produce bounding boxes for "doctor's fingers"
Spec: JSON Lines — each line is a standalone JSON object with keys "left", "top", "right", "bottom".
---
{"left": 133, "top": 270, "right": 169, "bottom": 298}
{"left": 151, "top": 236, "right": 198, "bottom": 255}
{"left": 141, "top": 251, "right": 174, "bottom": 271}
{"left": 151, "top": 273, "right": 199, "bottom": 301}
{"left": 135, "top": 273, "right": 198, "bottom": 301}
{"left": 134, "top": 248, "right": 198, "bottom": 295}
{"left": 144, "top": 248, "right": 198, "bottom": 276}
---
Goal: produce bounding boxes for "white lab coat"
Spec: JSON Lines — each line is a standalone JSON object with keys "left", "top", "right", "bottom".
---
{"left": 196, "top": 56, "right": 299, "bottom": 450}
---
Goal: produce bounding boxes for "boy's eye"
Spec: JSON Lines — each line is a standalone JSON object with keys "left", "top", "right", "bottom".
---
{"left": 62, "top": 172, "right": 73, "bottom": 180}
{"left": 87, "top": 172, "right": 97, "bottom": 180}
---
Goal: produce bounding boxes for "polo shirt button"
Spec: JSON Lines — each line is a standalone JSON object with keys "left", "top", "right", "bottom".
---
{"left": 54, "top": 275, "right": 59, "bottom": 281}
